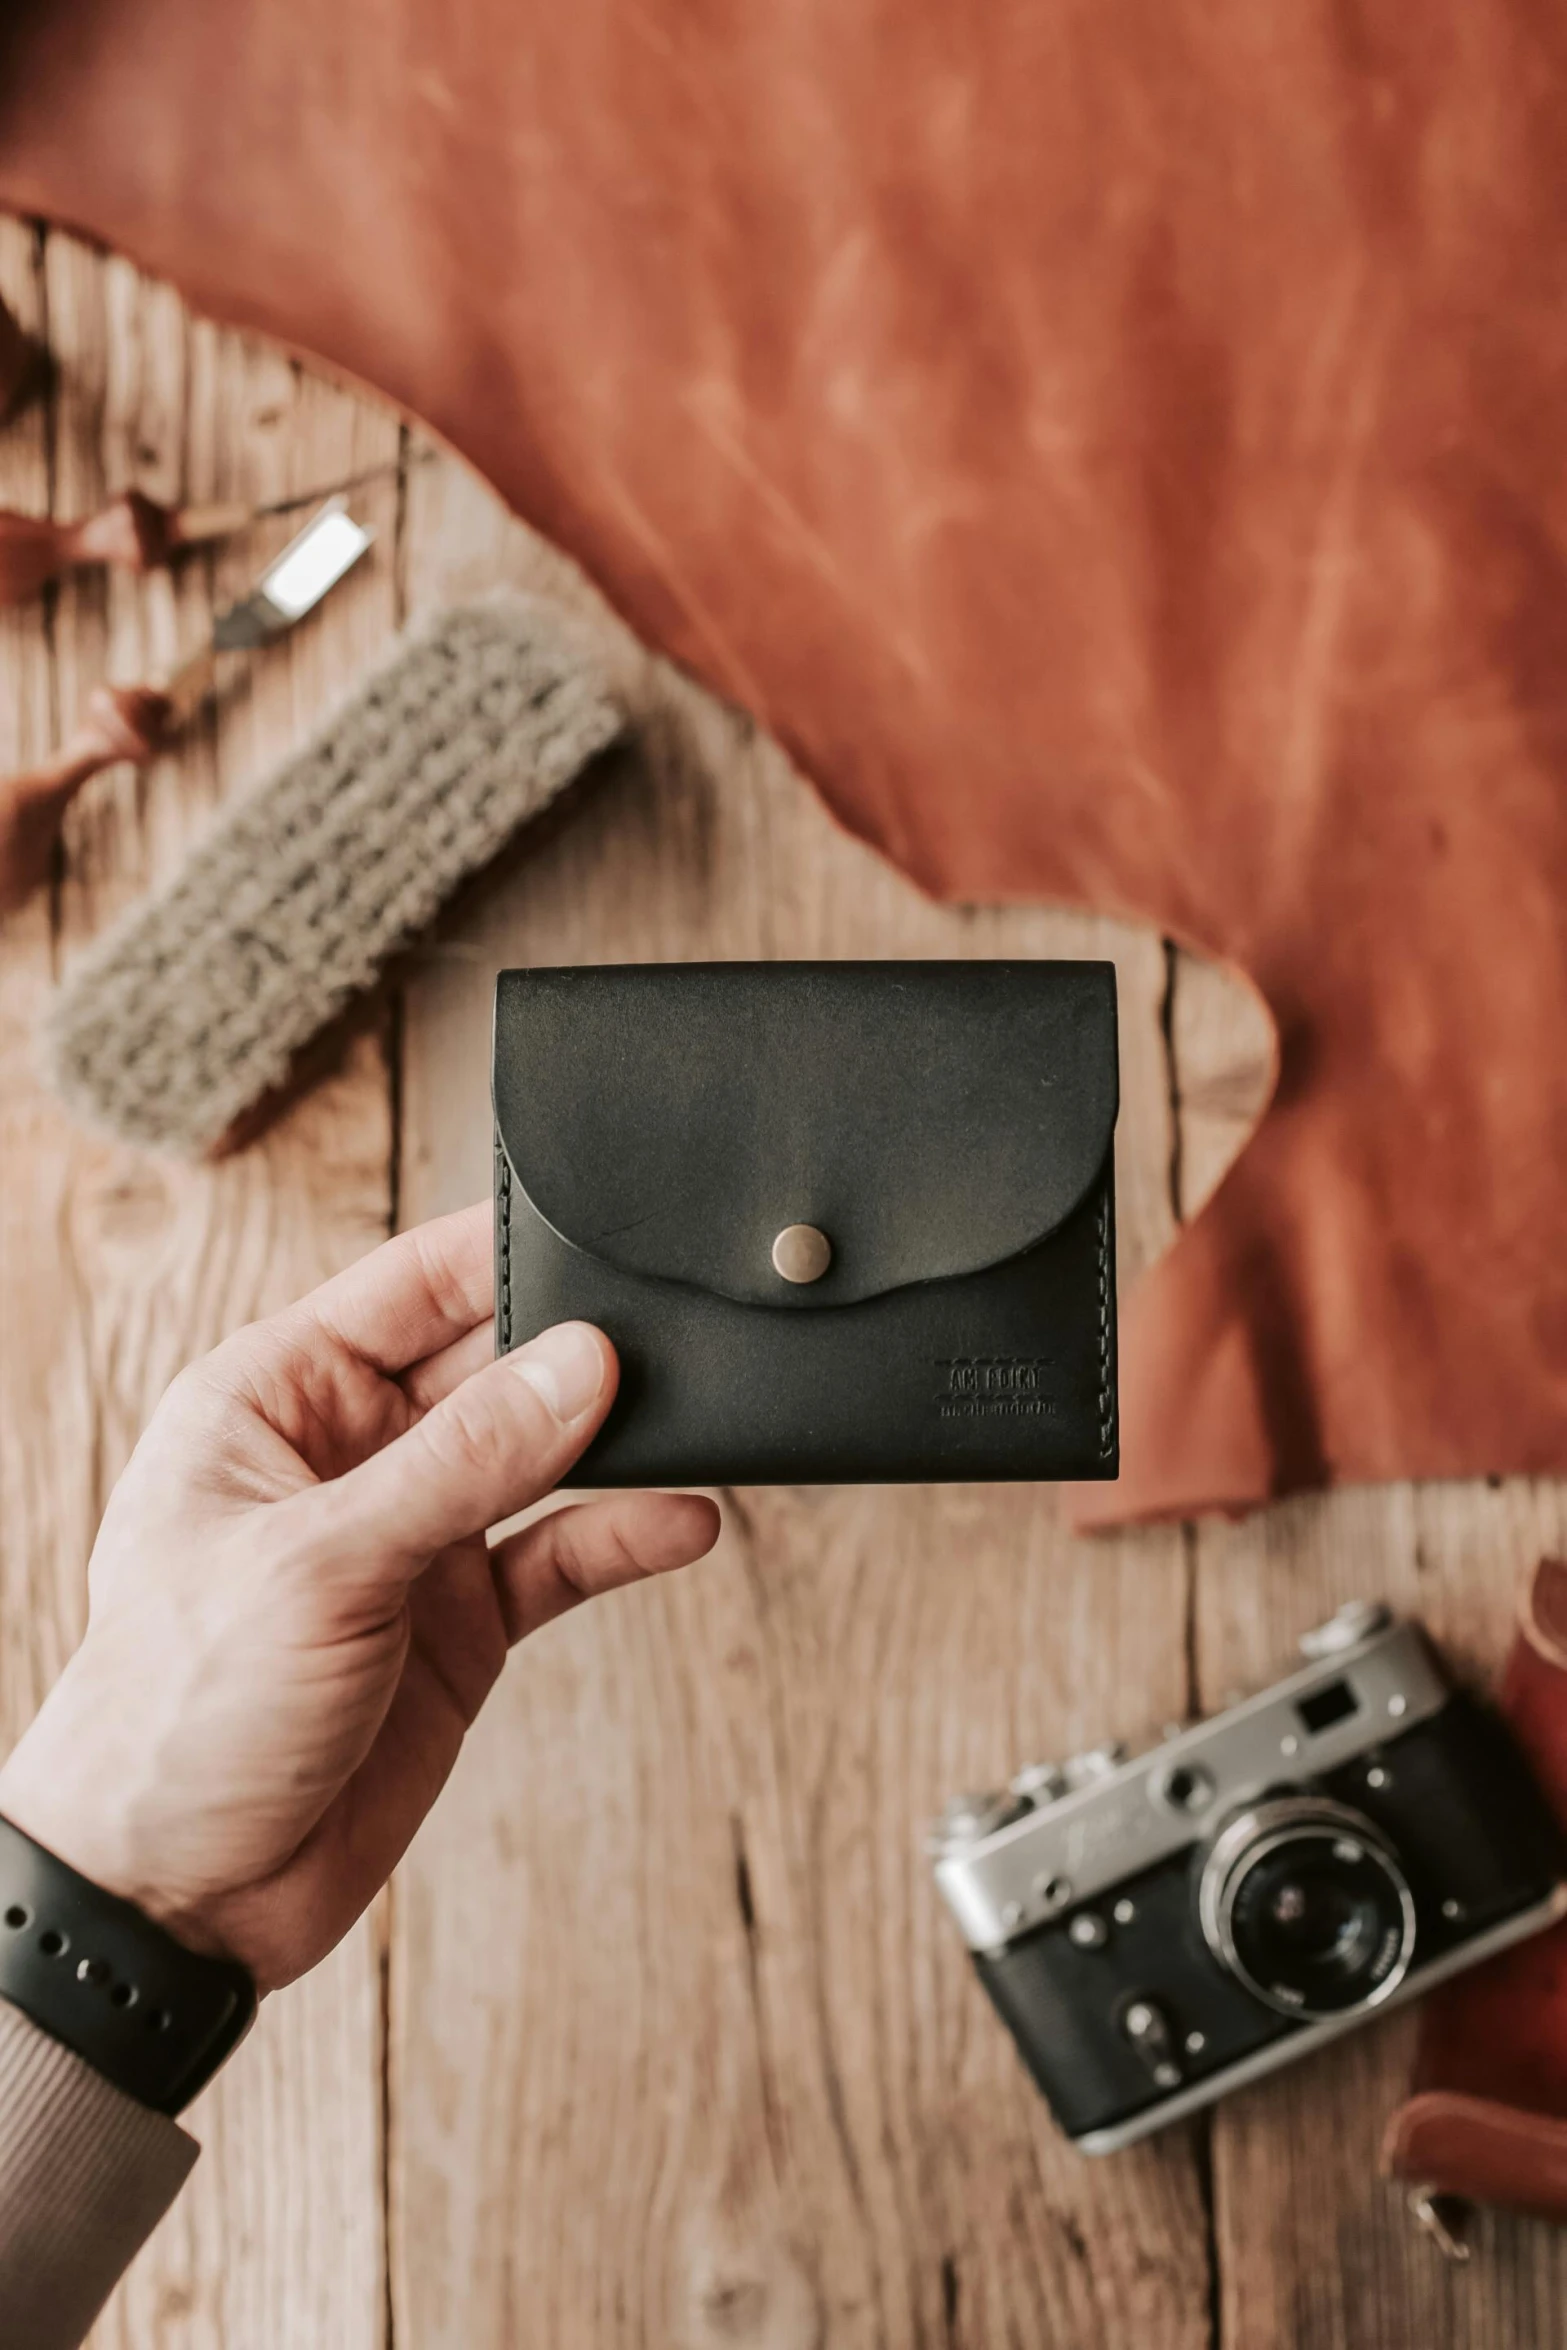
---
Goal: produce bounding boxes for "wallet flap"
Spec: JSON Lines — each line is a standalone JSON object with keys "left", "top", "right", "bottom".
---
{"left": 493, "top": 961, "right": 1117, "bottom": 1309}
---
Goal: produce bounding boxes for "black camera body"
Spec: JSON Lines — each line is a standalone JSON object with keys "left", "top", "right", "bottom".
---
{"left": 930, "top": 1604, "right": 1567, "bottom": 2152}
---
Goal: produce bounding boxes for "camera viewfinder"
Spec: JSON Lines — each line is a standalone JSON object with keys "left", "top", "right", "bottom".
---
{"left": 1296, "top": 1679, "right": 1359, "bottom": 1736}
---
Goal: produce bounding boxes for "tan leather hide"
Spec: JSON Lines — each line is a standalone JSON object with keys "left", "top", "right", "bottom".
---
{"left": 5, "top": 0, "right": 1567, "bottom": 1523}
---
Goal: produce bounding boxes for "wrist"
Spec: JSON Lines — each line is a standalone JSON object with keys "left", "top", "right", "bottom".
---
{"left": 0, "top": 1813, "right": 256, "bottom": 2112}
{"left": 0, "top": 1674, "right": 238, "bottom": 1970}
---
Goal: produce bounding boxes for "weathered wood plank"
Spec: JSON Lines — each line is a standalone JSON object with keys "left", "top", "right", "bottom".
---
{"left": 389, "top": 451, "right": 1210, "bottom": 2348}
{"left": 7, "top": 219, "right": 1564, "bottom": 2350}
{"left": 0, "top": 227, "right": 391, "bottom": 2349}
{"left": 0, "top": 219, "right": 83, "bottom": 1739}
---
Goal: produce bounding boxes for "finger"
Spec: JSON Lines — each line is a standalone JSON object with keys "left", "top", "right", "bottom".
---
{"left": 400, "top": 1317, "right": 494, "bottom": 1414}
{"left": 282, "top": 1202, "right": 494, "bottom": 1376}
{"left": 311, "top": 1322, "right": 617, "bottom": 1570}
{"left": 489, "top": 1489, "right": 722, "bottom": 1642}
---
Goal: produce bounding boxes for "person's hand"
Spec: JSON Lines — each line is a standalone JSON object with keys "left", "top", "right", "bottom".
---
{"left": 0, "top": 1204, "right": 719, "bottom": 1991}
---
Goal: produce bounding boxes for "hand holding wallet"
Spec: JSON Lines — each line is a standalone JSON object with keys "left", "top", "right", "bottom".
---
{"left": 492, "top": 960, "right": 1119, "bottom": 1487}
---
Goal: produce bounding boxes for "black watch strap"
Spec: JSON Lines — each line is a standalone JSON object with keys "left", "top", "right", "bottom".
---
{"left": 0, "top": 1814, "right": 256, "bottom": 2114}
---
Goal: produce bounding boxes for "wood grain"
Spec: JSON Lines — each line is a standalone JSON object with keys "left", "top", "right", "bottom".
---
{"left": 389, "top": 449, "right": 1209, "bottom": 2349}
{"left": 0, "top": 225, "right": 390, "bottom": 2349}
{"left": 4, "top": 218, "right": 1566, "bottom": 2350}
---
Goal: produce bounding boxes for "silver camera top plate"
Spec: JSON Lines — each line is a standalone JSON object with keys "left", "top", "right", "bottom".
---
{"left": 933, "top": 1618, "right": 1449, "bottom": 1953}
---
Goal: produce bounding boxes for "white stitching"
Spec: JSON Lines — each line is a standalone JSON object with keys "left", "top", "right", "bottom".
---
{"left": 1097, "top": 1187, "right": 1114, "bottom": 1457}
{"left": 497, "top": 1140, "right": 512, "bottom": 1353}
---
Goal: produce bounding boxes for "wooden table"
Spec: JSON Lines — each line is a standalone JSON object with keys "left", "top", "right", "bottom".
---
{"left": 3, "top": 219, "right": 1565, "bottom": 2350}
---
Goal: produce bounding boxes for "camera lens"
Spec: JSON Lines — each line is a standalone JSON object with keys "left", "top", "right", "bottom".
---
{"left": 1197, "top": 1799, "right": 1416, "bottom": 2020}
{"left": 1233, "top": 1848, "right": 1394, "bottom": 2004}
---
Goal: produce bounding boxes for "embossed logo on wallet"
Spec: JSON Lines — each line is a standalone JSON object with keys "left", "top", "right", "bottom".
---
{"left": 935, "top": 1358, "right": 1063, "bottom": 1419}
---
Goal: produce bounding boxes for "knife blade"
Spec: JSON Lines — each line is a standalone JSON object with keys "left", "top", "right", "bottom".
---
{"left": 0, "top": 498, "right": 375, "bottom": 915}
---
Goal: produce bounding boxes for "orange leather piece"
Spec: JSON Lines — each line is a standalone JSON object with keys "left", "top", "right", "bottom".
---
{"left": 1383, "top": 1562, "right": 1567, "bottom": 2219}
{"left": 5, "top": 2, "right": 1567, "bottom": 1519}
{"left": 1381, "top": 2095, "right": 1567, "bottom": 2225}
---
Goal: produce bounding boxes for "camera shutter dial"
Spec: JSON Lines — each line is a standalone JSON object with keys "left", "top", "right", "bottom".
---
{"left": 1009, "top": 1761, "right": 1067, "bottom": 1808}
{"left": 1298, "top": 1601, "right": 1391, "bottom": 1660}
{"left": 1061, "top": 1743, "right": 1126, "bottom": 1789}
{"left": 926, "top": 1789, "right": 1018, "bottom": 1855}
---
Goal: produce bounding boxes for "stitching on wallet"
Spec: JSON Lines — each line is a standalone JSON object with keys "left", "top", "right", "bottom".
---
{"left": 497, "top": 1139, "right": 512, "bottom": 1353}
{"left": 1097, "top": 1188, "right": 1114, "bottom": 1457}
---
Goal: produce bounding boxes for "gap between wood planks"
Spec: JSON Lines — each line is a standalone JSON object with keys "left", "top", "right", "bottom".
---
{"left": 379, "top": 413, "right": 418, "bottom": 2350}
{"left": 1160, "top": 937, "right": 1221, "bottom": 2350}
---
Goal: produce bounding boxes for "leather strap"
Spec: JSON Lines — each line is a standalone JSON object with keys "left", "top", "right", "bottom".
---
{"left": 0, "top": 1816, "right": 255, "bottom": 2115}
{"left": 1382, "top": 1560, "right": 1567, "bottom": 2225}
{"left": 1383, "top": 2093, "right": 1567, "bottom": 2227}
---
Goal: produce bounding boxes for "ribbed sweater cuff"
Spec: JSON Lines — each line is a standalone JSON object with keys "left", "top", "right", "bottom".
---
{"left": 0, "top": 1997, "right": 198, "bottom": 2350}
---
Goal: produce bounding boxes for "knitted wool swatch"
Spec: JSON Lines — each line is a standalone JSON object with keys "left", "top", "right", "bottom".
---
{"left": 45, "top": 592, "right": 624, "bottom": 1155}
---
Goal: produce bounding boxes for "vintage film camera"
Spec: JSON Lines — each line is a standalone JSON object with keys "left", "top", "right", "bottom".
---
{"left": 930, "top": 1604, "right": 1567, "bottom": 2152}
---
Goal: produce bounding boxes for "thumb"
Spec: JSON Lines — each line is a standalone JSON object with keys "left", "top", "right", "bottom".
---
{"left": 315, "top": 1322, "right": 617, "bottom": 1568}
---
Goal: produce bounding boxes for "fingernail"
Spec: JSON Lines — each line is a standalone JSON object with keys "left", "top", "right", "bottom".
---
{"left": 510, "top": 1322, "right": 607, "bottom": 1422}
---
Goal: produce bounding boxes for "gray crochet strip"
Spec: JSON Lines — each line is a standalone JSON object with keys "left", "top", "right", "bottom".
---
{"left": 44, "top": 591, "right": 624, "bottom": 1156}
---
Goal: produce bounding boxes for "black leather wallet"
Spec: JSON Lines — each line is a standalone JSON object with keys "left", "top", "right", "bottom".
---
{"left": 493, "top": 960, "right": 1118, "bottom": 1486}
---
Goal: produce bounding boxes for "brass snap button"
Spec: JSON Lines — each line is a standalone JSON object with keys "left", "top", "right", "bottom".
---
{"left": 771, "top": 1224, "right": 832, "bottom": 1284}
